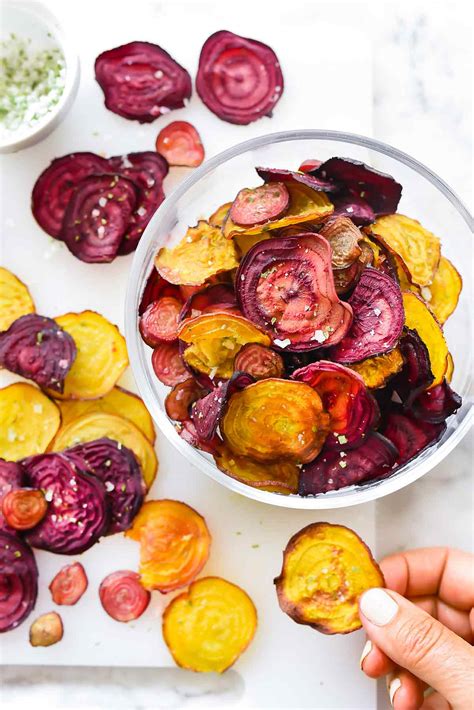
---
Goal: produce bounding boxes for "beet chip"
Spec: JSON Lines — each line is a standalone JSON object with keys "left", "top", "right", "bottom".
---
{"left": 64, "top": 438, "right": 145, "bottom": 535}
{"left": 0, "top": 530, "right": 38, "bottom": 633}
{"left": 329, "top": 192, "right": 376, "bottom": 226}
{"left": 382, "top": 410, "right": 446, "bottom": 465}
{"left": 191, "top": 372, "right": 254, "bottom": 440}
{"left": 139, "top": 269, "right": 182, "bottom": 316}
{"left": 32, "top": 152, "right": 110, "bottom": 238}
{"left": 23, "top": 453, "right": 109, "bottom": 555}
{"left": 392, "top": 328, "right": 434, "bottom": 407}
{"left": 410, "top": 381, "right": 461, "bottom": 424}
{"left": 299, "top": 433, "right": 398, "bottom": 495}
{"left": 196, "top": 30, "right": 284, "bottom": 125}
{"left": 0, "top": 314, "right": 76, "bottom": 393}
{"left": 95, "top": 41, "right": 192, "bottom": 123}
{"left": 62, "top": 174, "right": 138, "bottom": 263}
{"left": 0, "top": 459, "right": 24, "bottom": 532}
{"left": 256, "top": 166, "right": 338, "bottom": 193}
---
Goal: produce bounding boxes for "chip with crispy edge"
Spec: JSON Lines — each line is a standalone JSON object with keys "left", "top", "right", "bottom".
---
{"left": 223, "top": 184, "right": 333, "bottom": 238}
{"left": 209, "top": 202, "right": 232, "bottom": 228}
{"left": 162, "top": 576, "right": 257, "bottom": 672}
{"left": 57, "top": 386, "right": 155, "bottom": 443}
{"left": 445, "top": 352, "right": 454, "bottom": 383}
{"left": 402, "top": 292, "right": 448, "bottom": 387}
{"left": 274, "top": 522, "right": 384, "bottom": 634}
{"left": 126, "top": 500, "right": 211, "bottom": 592}
{"left": 179, "top": 312, "right": 271, "bottom": 380}
{"left": 0, "top": 267, "right": 35, "bottom": 332}
{"left": 348, "top": 348, "right": 405, "bottom": 389}
{"left": 368, "top": 214, "right": 441, "bottom": 287}
{"left": 0, "top": 383, "right": 60, "bottom": 461}
{"left": 214, "top": 444, "right": 299, "bottom": 494}
{"left": 52, "top": 311, "right": 128, "bottom": 400}
{"left": 427, "top": 256, "right": 462, "bottom": 324}
{"left": 50, "top": 412, "right": 157, "bottom": 489}
{"left": 221, "top": 379, "right": 330, "bottom": 463}
{"left": 155, "top": 220, "right": 239, "bottom": 286}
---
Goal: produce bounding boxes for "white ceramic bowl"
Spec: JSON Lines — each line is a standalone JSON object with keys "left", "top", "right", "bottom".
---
{"left": 126, "top": 130, "right": 473, "bottom": 509}
{"left": 0, "top": 0, "right": 80, "bottom": 153}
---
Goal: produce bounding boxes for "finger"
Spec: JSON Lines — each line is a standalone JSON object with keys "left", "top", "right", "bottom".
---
{"left": 387, "top": 669, "right": 425, "bottom": 710}
{"left": 411, "top": 596, "right": 473, "bottom": 642}
{"left": 359, "top": 638, "right": 396, "bottom": 678}
{"left": 359, "top": 588, "right": 474, "bottom": 708}
{"left": 380, "top": 548, "right": 474, "bottom": 610}
{"left": 421, "top": 691, "right": 450, "bottom": 709}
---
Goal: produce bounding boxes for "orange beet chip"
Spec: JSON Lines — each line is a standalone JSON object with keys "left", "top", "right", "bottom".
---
{"left": 221, "top": 379, "right": 330, "bottom": 463}
{"left": 155, "top": 220, "right": 239, "bottom": 286}
{"left": 126, "top": 500, "right": 211, "bottom": 592}
{"left": 214, "top": 444, "right": 299, "bottom": 494}
{"left": 426, "top": 256, "right": 462, "bottom": 324}
{"left": 2, "top": 489, "right": 47, "bottom": 530}
{"left": 402, "top": 291, "right": 448, "bottom": 387}
{"left": 178, "top": 312, "right": 271, "bottom": 380}
{"left": 162, "top": 576, "right": 257, "bottom": 672}
{"left": 445, "top": 352, "right": 454, "bottom": 383}
{"left": 349, "top": 348, "right": 404, "bottom": 389}
{"left": 274, "top": 522, "right": 384, "bottom": 634}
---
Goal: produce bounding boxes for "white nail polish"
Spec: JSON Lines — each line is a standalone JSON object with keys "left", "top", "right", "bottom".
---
{"left": 359, "top": 639, "right": 372, "bottom": 669}
{"left": 360, "top": 588, "right": 399, "bottom": 626}
{"left": 387, "top": 674, "right": 401, "bottom": 706}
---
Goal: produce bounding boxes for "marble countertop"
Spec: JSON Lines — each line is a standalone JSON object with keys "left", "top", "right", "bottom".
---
{"left": 1, "top": 0, "right": 472, "bottom": 708}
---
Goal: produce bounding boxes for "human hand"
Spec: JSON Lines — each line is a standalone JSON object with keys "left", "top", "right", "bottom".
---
{"left": 358, "top": 547, "right": 474, "bottom": 709}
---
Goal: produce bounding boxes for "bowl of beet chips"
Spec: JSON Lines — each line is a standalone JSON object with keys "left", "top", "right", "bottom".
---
{"left": 126, "top": 130, "right": 473, "bottom": 509}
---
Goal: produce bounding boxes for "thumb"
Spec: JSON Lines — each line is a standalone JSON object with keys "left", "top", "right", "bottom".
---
{"left": 359, "top": 587, "right": 474, "bottom": 708}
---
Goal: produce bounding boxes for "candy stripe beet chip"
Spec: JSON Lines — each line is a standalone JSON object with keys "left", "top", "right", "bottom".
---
{"left": 0, "top": 459, "right": 24, "bottom": 532}
{"left": 0, "top": 531, "right": 38, "bottom": 633}
{"left": 196, "top": 31, "right": 283, "bottom": 125}
{"left": 95, "top": 41, "right": 191, "bottom": 123}
{"left": 62, "top": 174, "right": 138, "bottom": 263}
{"left": 0, "top": 314, "right": 76, "bottom": 393}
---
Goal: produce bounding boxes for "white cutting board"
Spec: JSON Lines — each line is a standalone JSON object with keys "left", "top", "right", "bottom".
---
{"left": 0, "top": 1, "right": 376, "bottom": 706}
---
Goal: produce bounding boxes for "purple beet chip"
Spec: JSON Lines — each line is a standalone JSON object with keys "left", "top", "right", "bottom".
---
{"left": 382, "top": 410, "right": 446, "bottom": 466}
{"left": 393, "top": 328, "right": 434, "bottom": 407}
{"left": 329, "top": 192, "right": 376, "bottom": 226}
{"left": 0, "top": 531, "right": 38, "bottom": 633}
{"left": 410, "top": 381, "right": 461, "bottom": 424}
{"left": 191, "top": 372, "right": 254, "bottom": 440}
{"left": 256, "top": 166, "right": 338, "bottom": 193}
{"left": 0, "top": 459, "right": 24, "bottom": 533}
{"left": 0, "top": 314, "right": 76, "bottom": 393}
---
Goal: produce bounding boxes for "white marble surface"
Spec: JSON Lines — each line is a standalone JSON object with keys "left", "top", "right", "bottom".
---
{"left": 1, "top": 0, "right": 472, "bottom": 708}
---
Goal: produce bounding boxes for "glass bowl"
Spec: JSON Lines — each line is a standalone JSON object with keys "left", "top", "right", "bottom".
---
{"left": 126, "top": 130, "right": 473, "bottom": 509}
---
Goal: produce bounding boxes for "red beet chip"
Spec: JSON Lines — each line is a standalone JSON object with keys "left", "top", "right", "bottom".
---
{"left": 64, "top": 438, "right": 145, "bottom": 535}
{"left": 315, "top": 158, "right": 402, "bottom": 216}
{"left": 139, "top": 296, "right": 182, "bottom": 346}
{"left": 410, "top": 380, "right": 461, "bottom": 424}
{"left": 139, "top": 269, "right": 182, "bottom": 316}
{"left": 299, "top": 432, "right": 398, "bottom": 495}
{"left": 177, "top": 419, "right": 222, "bottom": 455}
{"left": 330, "top": 268, "right": 404, "bottom": 364}
{"left": 256, "top": 166, "right": 338, "bottom": 193}
{"left": 180, "top": 284, "right": 237, "bottom": 321}
{"left": 165, "top": 378, "right": 207, "bottom": 422}
{"left": 382, "top": 410, "right": 446, "bottom": 466}
{"left": 392, "top": 328, "right": 434, "bottom": 407}
{"left": 62, "top": 174, "right": 138, "bottom": 263}
{"left": 49, "top": 562, "right": 88, "bottom": 606}
{"left": 0, "top": 459, "right": 24, "bottom": 533}
{"left": 31, "top": 152, "right": 110, "bottom": 238}
{"left": 108, "top": 151, "right": 169, "bottom": 183}
{"left": 329, "top": 192, "right": 376, "bottom": 226}
{"left": 191, "top": 372, "right": 254, "bottom": 441}
{"left": 95, "top": 41, "right": 191, "bottom": 123}
{"left": 196, "top": 30, "right": 284, "bottom": 125}
{"left": 152, "top": 341, "right": 189, "bottom": 386}
{"left": 0, "top": 314, "right": 77, "bottom": 393}
{"left": 230, "top": 183, "right": 289, "bottom": 227}
{"left": 23, "top": 453, "right": 109, "bottom": 555}
{"left": 236, "top": 233, "right": 352, "bottom": 352}
{"left": 99, "top": 570, "right": 150, "bottom": 622}
{"left": 0, "top": 530, "right": 38, "bottom": 633}
{"left": 298, "top": 159, "right": 322, "bottom": 173}
{"left": 292, "top": 361, "right": 379, "bottom": 450}
{"left": 234, "top": 343, "right": 284, "bottom": 380}
{"left": 156, "top": 121, "right": 205, "bottom": 167}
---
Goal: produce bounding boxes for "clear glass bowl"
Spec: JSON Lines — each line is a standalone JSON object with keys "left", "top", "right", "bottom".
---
{"left": 126, "top": 130, "right": 473, "bottom": 509}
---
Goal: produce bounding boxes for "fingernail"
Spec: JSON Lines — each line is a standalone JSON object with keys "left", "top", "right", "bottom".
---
{"left": 386, "top": 673, "right": 401, "bottom": 707}
{"left": 360, "top": 588, "right": 398, "bottom": 626}
{"left": 359, "top": 639, "right": 372, "bottom": 669}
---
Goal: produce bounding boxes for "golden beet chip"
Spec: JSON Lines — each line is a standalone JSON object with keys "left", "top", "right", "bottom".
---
{"left": 29, "top": 611, "right": 63, "bottom": 647}
{"left": 51, "top": 412, "right": 157, "bottom": 489}
{"left": 349, "top": 348, "right": 404, "bottom": 389}
{"left": 178, "top": 312, "right": 271, "bottom": 380}
{"left": 368, "top": 214, "right": 441, "bottom": 287}
{"left": 57, "top": 386, "right": 155, "bottom": 443}
{"left": 223, "top": 184, "right": 333, "bottom": 238}
{"left": 155, "top": 220, "right": 239, "bottom": 286}
{"left": 275, "top": 522, "right": 384, "bottom": 634}
{"left": 445, "top": 352, "right": 454, "bottom": 383}
{"left": 0, "top": 383, "right": 60, "bottom": 461}
{"left": 234, "top": 231, "right": 270, "bottom": 258}
{"left": 402, "top": 292, "right": 448, "bottom": 387}
{"left": 427, "top": 256, "right": 462, "bottom": 324}
{"left": 163, "top": 576, "right": 257, "bottom": 672}
{"left": 0, "top": 267, "right": 35, "bottom": 332}
{"left": 53, "top": 311, "right": 128, "bottom": 400}
{"left": 126, "top": 500, "right": 210, "bottom": 592}
{"left": 221, "top": 379, "right": 330, "bottom": 463}
{"left": 214, "top": 444, "right": 299, "bottom": 494}
{"left": 209, "top": 201, "right": 232, "bottom": 228}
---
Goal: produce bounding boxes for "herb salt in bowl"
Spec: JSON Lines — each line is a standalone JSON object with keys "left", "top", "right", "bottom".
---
{"left": 0, "top": 1, "right": 79, "bottom": 153}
